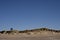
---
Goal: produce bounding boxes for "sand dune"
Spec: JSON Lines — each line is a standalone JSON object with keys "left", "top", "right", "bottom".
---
{"left": 0, "top": 31, "right": 60, "bottom": 40}
{"left": 0, "top": 28, "right": 60, "bottom": 40}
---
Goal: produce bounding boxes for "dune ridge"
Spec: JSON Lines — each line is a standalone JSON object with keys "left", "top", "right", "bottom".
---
{"left": 0, "top": 28, "right": 60, "bottom": 35}
{"left": 0, "top": 28, "right": 60, "bottom": 40}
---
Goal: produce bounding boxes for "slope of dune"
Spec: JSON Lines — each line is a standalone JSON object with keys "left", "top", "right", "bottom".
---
{"left": 0, "top": 28, "right": 60, "bottom": 40}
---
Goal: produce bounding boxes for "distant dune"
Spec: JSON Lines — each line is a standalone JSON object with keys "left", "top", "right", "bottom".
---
{"left": 0, "top": 28, "right": 60, "bottom": 37}
{"left": 0, "top": 28, "right": 60, "bottom": 34}
{"left": 0, "top": 28, "right": 60, "bottom": 40}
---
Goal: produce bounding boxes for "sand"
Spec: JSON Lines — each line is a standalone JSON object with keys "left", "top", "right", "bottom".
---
{"left": 0, "top": 31, "right": 60, "bottom": 40}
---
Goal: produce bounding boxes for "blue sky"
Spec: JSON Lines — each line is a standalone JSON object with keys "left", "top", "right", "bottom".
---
{"left": 0, "top": 0, "right": 60, "bottom": 30}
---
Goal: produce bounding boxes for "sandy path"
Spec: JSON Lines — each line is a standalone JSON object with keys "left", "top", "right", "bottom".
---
{"left": 0, "top": 34, "right": 60, "bottom": 40}
{"left": 0, "top": 37, "right": 60, "bottom": 40}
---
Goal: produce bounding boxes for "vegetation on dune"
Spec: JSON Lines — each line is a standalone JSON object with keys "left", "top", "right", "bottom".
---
{"left": 0, "top": 28, "right": 60, "bottom": 34}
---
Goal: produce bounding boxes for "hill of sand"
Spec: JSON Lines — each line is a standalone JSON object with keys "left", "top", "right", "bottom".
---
{"left": 0, "top": 28, "right": 60, "bottom": 40}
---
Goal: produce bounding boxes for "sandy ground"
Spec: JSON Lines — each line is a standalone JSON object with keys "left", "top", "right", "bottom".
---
{"left": 0, "top": 32, "right": 60, "bottom": 40}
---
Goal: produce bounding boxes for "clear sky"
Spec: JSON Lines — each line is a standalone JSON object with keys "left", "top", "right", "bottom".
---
{"left": 0, "top": 0, "right": 60, "bottom": 30}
